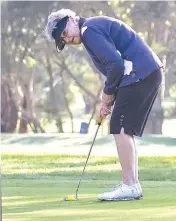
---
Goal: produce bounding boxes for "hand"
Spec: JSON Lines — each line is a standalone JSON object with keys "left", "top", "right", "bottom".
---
{"left": 99, "top": 102, "right": 112, "bottom": 118}
{"left": 101, "top": 91, "right": 115, "bottom": 106}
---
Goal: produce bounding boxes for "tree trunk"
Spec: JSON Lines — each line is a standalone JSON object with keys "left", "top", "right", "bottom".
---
{"left": 32, "top": 118, "right": 45, "bottom": 133}
{"left": 147, "top": 22, "right": 153, "bottom": 47}
{"left": 60, "top": 70, "right": 74, "bottom": 132}
{"left": 46, "top": 55, "right": 64, "bottom": 133}
{"left": 19, "top": 94, "right": 28, "bottom": 133}
{"left": 87, "top": 85, "right": 103, "bottom": 130}
{"left": 143, "top": 24, "right": 164, "bottom": 134}
{"left": 1, "top": 79, "right": 18, "bottom": 132}
{"left": 56, "top": 118, "right": 64, "bottom": 133}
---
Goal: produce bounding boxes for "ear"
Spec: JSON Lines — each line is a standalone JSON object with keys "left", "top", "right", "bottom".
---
{"left": 69, "top": 16, "right": 76, "bottom": 24}
{"left": 69, "top": 16, "right": 74, "bottom": 21}
{"left": 62, "top": 29, "right": 67, "bottom": 37}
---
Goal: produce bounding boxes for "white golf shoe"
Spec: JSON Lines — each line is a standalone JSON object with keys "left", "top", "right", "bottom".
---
{"left": 137, "top": 182, "right": 143, "bottom": 196}
{"left": 98, "top": 183, "right": 143, "bottom": 201}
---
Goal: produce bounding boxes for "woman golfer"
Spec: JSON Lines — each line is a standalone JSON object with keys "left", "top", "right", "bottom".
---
{"left": 45, "top": 9, "right": 163, "bottom": 201}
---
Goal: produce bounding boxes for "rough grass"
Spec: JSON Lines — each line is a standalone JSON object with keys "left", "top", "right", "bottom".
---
{"left": 2, "top": 154, "right": 176, "bottom": 221}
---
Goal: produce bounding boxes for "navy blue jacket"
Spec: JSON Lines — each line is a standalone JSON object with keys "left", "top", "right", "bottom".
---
{"left": 79, "top": 16, "right": 163, "bottom": 95}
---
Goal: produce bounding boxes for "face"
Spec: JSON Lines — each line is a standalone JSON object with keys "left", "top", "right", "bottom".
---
{"left": 60, "top": 17, "right": 81, "bottom": 45}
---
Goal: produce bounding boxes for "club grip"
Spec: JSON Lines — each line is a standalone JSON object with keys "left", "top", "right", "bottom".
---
{"left": 97, "top": 116, "right": 103, "bottom": 125}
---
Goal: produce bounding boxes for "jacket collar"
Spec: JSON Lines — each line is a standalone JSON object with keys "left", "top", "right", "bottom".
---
{"left": 79, "top": 17, "right": 86, "bottom": 30}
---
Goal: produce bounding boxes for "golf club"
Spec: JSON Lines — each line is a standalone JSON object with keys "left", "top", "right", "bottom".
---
{"left": 64, "top": 116, "right": 103, "bottom": 201}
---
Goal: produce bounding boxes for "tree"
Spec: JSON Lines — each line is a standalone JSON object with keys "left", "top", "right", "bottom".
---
{"left": 1, "top": 1, "right": 175, "bottom": 134}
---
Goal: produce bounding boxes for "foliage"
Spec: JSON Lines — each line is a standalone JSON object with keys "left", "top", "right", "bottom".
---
{"left": 1, "top": 1, "right": 176, "bottom": 133}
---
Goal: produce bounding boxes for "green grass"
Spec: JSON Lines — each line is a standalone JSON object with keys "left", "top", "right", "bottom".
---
{"left": 1, "top": 134, "right": 176, "bottom": 147}
{"left": 2, "top": 154, "right": 176, "bottom": 221}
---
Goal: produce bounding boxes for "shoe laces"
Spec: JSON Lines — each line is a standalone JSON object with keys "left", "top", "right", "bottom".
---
{"left": 110, "top": 183, "right": 123, "bottom": 192}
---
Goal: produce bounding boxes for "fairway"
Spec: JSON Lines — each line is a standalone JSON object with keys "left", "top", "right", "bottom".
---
{"left": 2, "top": 154, "right": 176, "bottom": 221}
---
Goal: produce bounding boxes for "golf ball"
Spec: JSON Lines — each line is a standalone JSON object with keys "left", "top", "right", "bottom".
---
{"left": 67, "top": 195, "right": 74, "bottom": 200}
{"left": 64, "top": 195, "right": 75, "bottom": 201}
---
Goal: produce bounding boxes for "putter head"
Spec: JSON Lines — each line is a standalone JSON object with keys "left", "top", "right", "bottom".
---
{"left": 64, "top": 195, "right": 78, "bottom": 201}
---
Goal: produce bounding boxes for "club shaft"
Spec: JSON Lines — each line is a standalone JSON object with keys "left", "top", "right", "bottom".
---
{"left": 76, "top": 124, "right": 100, "bottom": 198}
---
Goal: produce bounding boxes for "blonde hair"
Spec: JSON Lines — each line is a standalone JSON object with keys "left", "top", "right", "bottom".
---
{"left": 45, "top": 9, "right": 77, "bottom": 41}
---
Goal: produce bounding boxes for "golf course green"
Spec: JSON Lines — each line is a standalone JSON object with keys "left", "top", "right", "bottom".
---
{"left": 2, "top": 154, "right": 176, "bottom": 221}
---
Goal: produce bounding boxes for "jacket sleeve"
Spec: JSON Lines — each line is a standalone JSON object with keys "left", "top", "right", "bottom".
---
{"left": 82, "top": 26, "right": 124, "bottom": 95}
{"left": 91, "top": 55, "right": 107, "bottom": 76}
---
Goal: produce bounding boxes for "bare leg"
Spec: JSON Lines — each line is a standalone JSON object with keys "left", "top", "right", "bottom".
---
{"left": 133, "top": 138, "right": 139, "bottom": 183}
{"left": 114, "top": 128, "right": 138, "bottom": 185}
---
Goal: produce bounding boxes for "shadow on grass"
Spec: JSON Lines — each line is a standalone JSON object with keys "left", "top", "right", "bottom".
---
{"left": 1, "top": 136, "right": 71, "bottom": 145}
{"left": 2, "top": 165, "right": 176, "bottom": 181}
{"left": 135, "top": 135, "right": 176, "bottom": 146}
{"left": 3, "top": 155, "right": 176, "bottom": 168}
{"left": 2, "top": 134, "right": 176, "bottom": 147}
{"left": 82, "top": 135, "right": 176, "bottom": 147}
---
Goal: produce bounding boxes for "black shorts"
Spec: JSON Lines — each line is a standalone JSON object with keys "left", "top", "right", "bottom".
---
{"left": 110, "top": 68, "right": 163, "bottom": 137}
